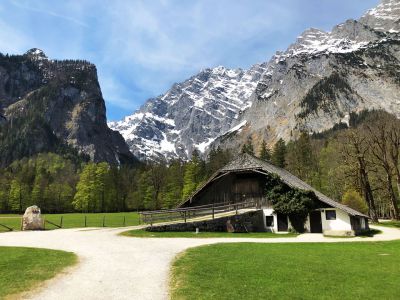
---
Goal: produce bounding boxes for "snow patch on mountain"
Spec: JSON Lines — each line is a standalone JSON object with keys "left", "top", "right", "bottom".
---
{"left": 110, "top": 0, "right": 400, "bottom": 161}
{"left": 109, "top": 64, "right": 268, "bottom": 160}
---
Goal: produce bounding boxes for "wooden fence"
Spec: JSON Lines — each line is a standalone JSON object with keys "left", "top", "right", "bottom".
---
{"left": 0, "top": 215, "right": 134, "bottom": 231}
{"left": 139, "top": 200, "right": 259, "bottom": 225}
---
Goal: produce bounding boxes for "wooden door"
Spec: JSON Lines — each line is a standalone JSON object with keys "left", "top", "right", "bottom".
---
{"left": 277, "top": 213, "right": 288, "bottom": 231}
{"left": 309, "top": 211, "right": 323, "bottom": 233}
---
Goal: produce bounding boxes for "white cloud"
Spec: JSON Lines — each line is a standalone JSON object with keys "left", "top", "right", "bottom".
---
{"left": 9, "top": 0, "right": 89, "bottom": 28}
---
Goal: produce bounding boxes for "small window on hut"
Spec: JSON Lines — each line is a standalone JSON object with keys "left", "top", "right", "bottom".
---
{"left": 325, "top": 210, "right": 336, "bottom": 220}
{"left": 266, "top": 216, "right": 274, "bottom": 227}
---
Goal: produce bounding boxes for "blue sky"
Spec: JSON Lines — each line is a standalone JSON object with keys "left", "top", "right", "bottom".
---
{"left": 0, "top": 0, "right": 379, "bottom": 121}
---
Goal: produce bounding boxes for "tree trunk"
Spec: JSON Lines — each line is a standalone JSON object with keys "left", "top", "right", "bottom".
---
{"left": 395, "top": 168, "right": 400, "bottom": 206}
{"left": 386, "top": 172, "right": 399, "bottom": 220}
{"left": 358, "top": 157, "right": 378, "bottom": 222}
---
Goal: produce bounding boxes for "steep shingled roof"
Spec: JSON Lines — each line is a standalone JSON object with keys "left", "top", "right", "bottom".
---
{"left": 181, "top": 153, "right": 369, "bottom": 218}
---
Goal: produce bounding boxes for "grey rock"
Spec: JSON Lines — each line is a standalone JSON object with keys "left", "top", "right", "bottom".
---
{"left": 22, "top": 205, "right": 44, "bottom": 231}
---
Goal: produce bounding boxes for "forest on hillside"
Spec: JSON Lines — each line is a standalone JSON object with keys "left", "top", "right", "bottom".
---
{"left": 0, "top": 110, "right": 399, "bottom": 221}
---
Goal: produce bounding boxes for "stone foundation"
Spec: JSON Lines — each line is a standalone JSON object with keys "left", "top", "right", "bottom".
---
{"left": 147, "top": 210, "right": 265, "bottom": 233}
{"left": 323, "top": 230, "right": 355, "bottom": 237}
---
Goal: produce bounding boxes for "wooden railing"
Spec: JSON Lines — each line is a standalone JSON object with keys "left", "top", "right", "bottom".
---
{"left": 0, "top": 223, "right": 14, "bottom": 231}
{"left": 139, "top": 199, "right": 262, "bottom": 225}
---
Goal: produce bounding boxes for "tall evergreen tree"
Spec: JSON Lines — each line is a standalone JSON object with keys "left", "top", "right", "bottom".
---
{"left": 285, "top": 132, "right": 314, "bottom": 181}
{"left": 259, "top": 140, "right": 271, "bottom": 161}
{"left": 182, "top": 162, "right": 198, "bottom": 200}
{"left": 272, "top": 138, "right": 286, "bottom": 168}
{"left": 241, "top": 137, "right": 254, "bottom": 155}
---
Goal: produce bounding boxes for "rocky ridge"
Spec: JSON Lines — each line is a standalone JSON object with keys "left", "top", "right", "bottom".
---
{"left": 0, "top": 49, "right": 136, "bottom": 166}
{"left": 110, "top": 0, "right": 400, "bottom": 160}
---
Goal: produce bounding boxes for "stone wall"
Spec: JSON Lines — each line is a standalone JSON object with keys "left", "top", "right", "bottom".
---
{"left": 146, "top": 210, "right": 266, "bottom": 233}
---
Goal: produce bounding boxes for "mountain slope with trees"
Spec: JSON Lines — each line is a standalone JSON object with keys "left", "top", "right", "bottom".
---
{"left": 0, "top": 49, "right": 136, "bottom": 167}
{"left": 1, "top": 110, "right": 398, "bottom": 221}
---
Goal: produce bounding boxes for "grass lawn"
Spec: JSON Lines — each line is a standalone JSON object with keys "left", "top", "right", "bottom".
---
{"left": 324, "top": 229, "right": 382, "bottom": 238}
{"left": 375, "top": 221, "right": 400, "bottom": 229}
{"left": 171, "top": 241, "right": 400, "bottom": 300}
{"left": 0, "top": 212, "right": 140, "bottom": 232}
{"left": 121, "top": 229, "right": 297, "bottom": 238}
{"left": 0, "top": 247, "right": 77, "bottom": 298}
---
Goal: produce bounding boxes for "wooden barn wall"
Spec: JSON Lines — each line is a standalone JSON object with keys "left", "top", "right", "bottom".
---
{"left": 189, "top": 172, "right": 267, "bottom": 207}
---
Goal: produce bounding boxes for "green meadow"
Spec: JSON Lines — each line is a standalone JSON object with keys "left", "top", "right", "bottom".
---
{"left": 0, "top": 247, "right": 77, "bottom": 298}
{"left": 171, "top": 241, "right": 400, "bottom": 300}
{"left": 0, "top": 212, "right": 140, "bottom": 232}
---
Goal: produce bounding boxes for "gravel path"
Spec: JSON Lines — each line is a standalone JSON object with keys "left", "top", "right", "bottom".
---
{"left": 0, "top": 225, "right": 398, "bottom": 300}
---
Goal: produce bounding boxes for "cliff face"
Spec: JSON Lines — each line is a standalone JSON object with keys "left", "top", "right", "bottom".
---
{"left": 109, "top": 64, "right": 268, "bottom": 160}
{"left": 224, "top": 0, "right": 400, "bottom": 149}
{"left": 0, "top": 49, "right": 136, "bottom": 166}
{"left": 111, "top": 0, "right": 400, "bottom": 160}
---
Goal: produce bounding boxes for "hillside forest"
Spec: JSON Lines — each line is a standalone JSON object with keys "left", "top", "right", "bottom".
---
{"left": 0, "top": 110, "right": 399, "bottom": 221}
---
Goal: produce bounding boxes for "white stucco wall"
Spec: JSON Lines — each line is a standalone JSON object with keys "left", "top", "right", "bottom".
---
{"left": 321, "top": 209, "right": 352, "bottom": 232}
{"left": 263, "top": 208, "right": 355, "bottom": 234}
{"left": 262, "top": 208, "right": 277, "bottom": 232}
{"left": 262, "top": 209, "right": 292, "bottom": 232}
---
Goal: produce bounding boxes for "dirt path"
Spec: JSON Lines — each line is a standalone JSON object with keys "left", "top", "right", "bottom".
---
{"left": 0, "top": 225, "right": 398, "bottom": 300}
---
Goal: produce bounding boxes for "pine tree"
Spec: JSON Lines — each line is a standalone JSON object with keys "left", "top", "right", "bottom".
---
{"left": 285, "top": 132, "right": 314, "bottom": 181}
{"left": 272, "top": 138, "right": 286, "bottom": 168}
{"left": 241, "top": 137, "right": 254, "bottom": 155}
{"left": 259, "top": 140, "right": 271, "bottom": 161}
{"left": 161, "top": 160, "right": 184, "bottom": 208}
{"left": 182, "top": 162, "right": 198, "bottom": 200}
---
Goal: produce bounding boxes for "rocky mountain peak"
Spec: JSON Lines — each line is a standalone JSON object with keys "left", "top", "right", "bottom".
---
{"left": 111, "top": 0, "right": 400, "bottom": 161}
{"left": 360, "top": 0, "right": 400, "bottom": 33}
{"left": 24, "top": 48, "right": 48, "bottom": 60}
{"left": 109, "top": 62, "right": 268, "bottom": 161}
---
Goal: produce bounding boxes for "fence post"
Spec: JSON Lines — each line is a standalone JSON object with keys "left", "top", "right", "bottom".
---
{"left": 212, "top": 203, "right": 215, "bottom": 219}
{"left": 123, "top": 216, "right": 126, "bottom": 227}
{"left": 235, "top": 204, "right": 238, "bottom": 215}
{"left": 150, "top": 214, "right": 153, "bottom": 226}
{"left": 184, "top": 211, "right": 187, "bottom": 223}
{"left": 103, "top": 216, "right": 105, "bottom": 227}
{"left": 60, "top": 216, "right": 63, "bottom": 228}
{"left": 84, "top": 216, "right": 87, "bottom": 227}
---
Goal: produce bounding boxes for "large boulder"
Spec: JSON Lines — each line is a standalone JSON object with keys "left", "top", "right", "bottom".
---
{"left": 22, "top": 205, "right": 44, "bottom": 230}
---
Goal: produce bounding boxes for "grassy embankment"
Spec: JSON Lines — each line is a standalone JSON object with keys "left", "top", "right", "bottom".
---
{"left": 171, "top": 241, "right": 400, "bottom": 300}
{"left": 0, "top": 212, "right": 140, "bottom": 232}
{"left": 0, "top": 247, "right": 77, "bottom": 298}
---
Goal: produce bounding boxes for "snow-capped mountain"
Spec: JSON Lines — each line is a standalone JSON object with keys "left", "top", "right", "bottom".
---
{"left": 110, "top": 0, "right": 400, "bottom": 160}
{"left": 109, "top": 64, "right": 268, "bottom": 160}
{"left": 230, "top": 0, "right": 400, "bottom": 149}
